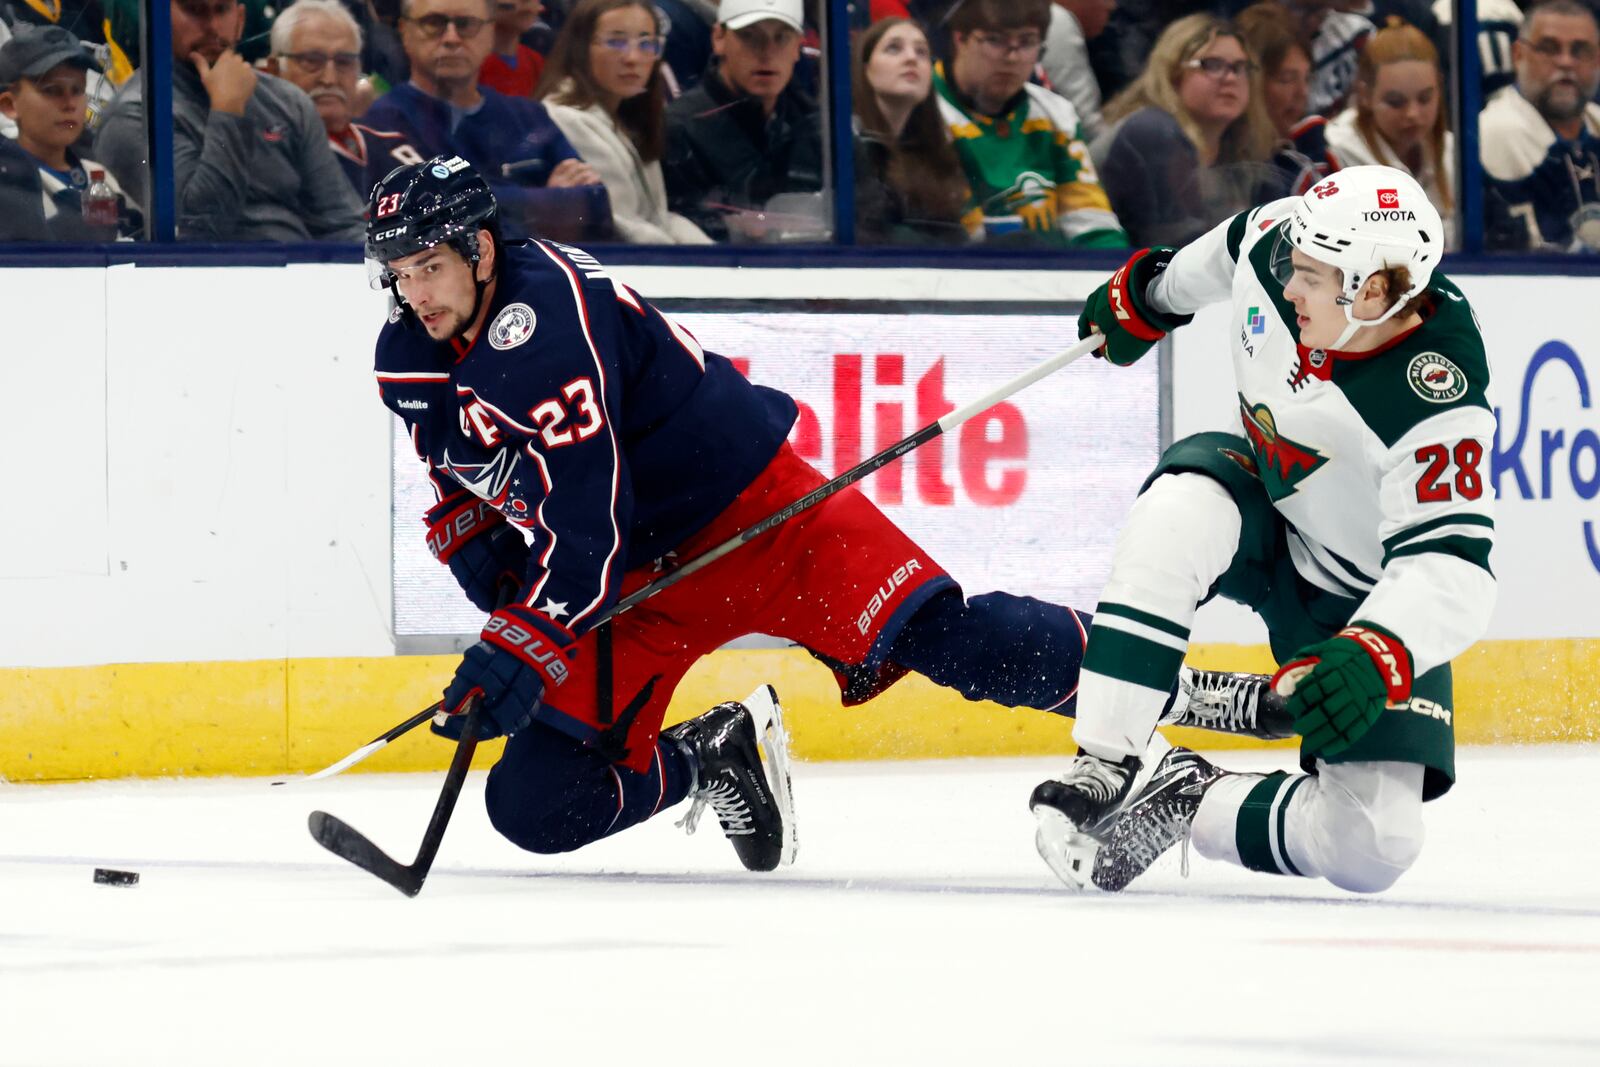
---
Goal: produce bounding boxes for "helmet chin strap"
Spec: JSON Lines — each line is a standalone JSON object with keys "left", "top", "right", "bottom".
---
{"left": 450, "top": 233, "right": 491, "bottom": 343}
{"left": 1331, "top": 273, "right": 1411, "bottom": 350}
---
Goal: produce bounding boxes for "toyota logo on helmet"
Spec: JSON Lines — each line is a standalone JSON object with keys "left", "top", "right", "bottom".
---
{"left": 1274, "top": 165, "right": 1444, "bottom": 348}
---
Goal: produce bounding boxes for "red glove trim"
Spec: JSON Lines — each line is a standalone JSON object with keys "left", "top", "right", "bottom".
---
{"left": 1107, "top": 249, "right": 1166, "bottom": 343}
{"left": 481, "top": 606, "right": 578, "bottom": 689}
{"left": 425, "top": 492, "right": 503, "bottom": 564}
{"left": 1337, "top": 625, "right": 1413, "bottom": 704}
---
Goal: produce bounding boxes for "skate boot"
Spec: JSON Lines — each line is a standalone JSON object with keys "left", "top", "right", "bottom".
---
{"left": 664, "top": 685, "right": 797, "bottom": 872}
{"left": 1091, "top": 746, "right": 1227, "bottom": 892}
{"left": 1161, "top": 666, "right": 1295, "bottom": 740}
{"left": 1029, "top": 732, "right": 1170, "bottom": 889}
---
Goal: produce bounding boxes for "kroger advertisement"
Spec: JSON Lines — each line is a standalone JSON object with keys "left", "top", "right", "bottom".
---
{"left": 392, "top": 310, "right": 1161, "bottom": 642}
{"left": 1457, "top": 275, "right": 1600, "bottom": 638}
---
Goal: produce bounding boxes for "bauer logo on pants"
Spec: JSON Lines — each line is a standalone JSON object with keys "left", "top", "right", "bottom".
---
{"left": 489, "top": 303, "right": 537, "bottom": 350}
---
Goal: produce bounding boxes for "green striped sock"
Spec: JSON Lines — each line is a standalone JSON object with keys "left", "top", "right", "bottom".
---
{"left": 1235, "top": 772, "right": 1309, "bottom": 876}
{"left": 1081, "top": 601, "right": 1191, "bottom": 694}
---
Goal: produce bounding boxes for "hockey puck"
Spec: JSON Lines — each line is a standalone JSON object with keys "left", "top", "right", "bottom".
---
{"left": 93, "top": 868, "right": 140, "bottom": 887}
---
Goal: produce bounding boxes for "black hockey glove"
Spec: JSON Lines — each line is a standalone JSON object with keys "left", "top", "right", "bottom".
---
{"left": 425, "top": 490, "right": 529, "bottom": 612}
{"left": 434, "top": 605, "right": 578, "bottom": 741}
{"left": 1272, "top": 623, "right": 1412, "bottom": 757}
{"left": 1080, "top": 248, "right": 1194, "bottom": 366}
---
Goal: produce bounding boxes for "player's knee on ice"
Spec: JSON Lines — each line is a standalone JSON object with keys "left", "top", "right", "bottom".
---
{"left": 1295, "top": 761, "right": 1427, "bottom": 894}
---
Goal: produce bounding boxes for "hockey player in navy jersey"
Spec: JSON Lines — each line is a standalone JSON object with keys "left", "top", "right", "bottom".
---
{"left": 367, "top": 155, "right": 1281, "bottom": 873}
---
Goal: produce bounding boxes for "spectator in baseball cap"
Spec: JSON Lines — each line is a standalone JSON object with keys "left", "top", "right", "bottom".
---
{"left": 0, "top": 24, "right": 141, "bottom": 240}
{"left": 662, "top": 0, "right": 825, "bottom": 241}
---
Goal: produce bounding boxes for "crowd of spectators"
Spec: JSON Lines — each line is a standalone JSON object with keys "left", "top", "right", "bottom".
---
{"left": 0, "top": 0, "right": 1597, "bottom": 253}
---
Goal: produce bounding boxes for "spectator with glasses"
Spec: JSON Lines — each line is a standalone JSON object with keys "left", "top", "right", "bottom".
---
{"left": 1092, "top": 13, "right": 1281, "bottom": 248}
{"left": 94, "top": 0, "right": 365, "bottom": 240}
{"left": 270, "top": 0, "right": 412, "bottom": 195}
{"left": 1482, "top": 0, "right": 1600, "bottom": 252}
{"left": 538, "top": 0, "right": 709, "bottom": 242}
{"left": 662, "top": 0, "right": 824, "bottom": 242}
{"left": 933, "top": 0, "right": 1124, "bottom": 248}
{"left": 853, "top": 16, "right": 977, "bottom": 244}
{"left": 480, "top": 0, "right": 545, "bottom": 98}
{"left": 1325, "top": 18, "right": 1456, "bottom": 248}
{"left": 360, "top": 0, "right": 613, "bottom": 241}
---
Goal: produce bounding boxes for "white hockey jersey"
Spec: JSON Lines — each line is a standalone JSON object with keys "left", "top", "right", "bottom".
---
{"left": 1148, "top": 201, "right": 1497, "bottom": 676}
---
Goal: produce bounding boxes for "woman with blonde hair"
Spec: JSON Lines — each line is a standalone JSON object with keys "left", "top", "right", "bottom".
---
{"left": 538, "top": 0, "right": 712, "bottom": 243}
{"left": 1091, "top": 13, "right": 1284, "bottom": 246}
{"left": 1325, "top": 18, "right": 1457, "bottom": 248}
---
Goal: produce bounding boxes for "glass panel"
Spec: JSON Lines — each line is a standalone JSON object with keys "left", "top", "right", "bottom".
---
{"left": 1478, "top": 0, "right": 1600, "bottom": 253}
{"left": 649, "top": 0, "right": 833, "bottom": 244}
{"left": 1, "top": 0, "right": 146, "bottom": 240}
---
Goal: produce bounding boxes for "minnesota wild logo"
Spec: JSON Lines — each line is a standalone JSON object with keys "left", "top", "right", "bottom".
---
{"left": 1237, "top": 397, "right": 1328, "bottom": 500}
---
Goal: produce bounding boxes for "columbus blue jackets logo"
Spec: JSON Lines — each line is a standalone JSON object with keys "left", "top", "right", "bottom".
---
{"left": 1238, "top": 397, "right": 1328, "bottom": 500}
{"left": 1407, "top": 352, "right": 1468, "bottom": 403}
{"left": 441, "top": 446, "right": 519, "bottom": 506}
{"left": 489, "top": 303, "right": 537, "bottom": 350}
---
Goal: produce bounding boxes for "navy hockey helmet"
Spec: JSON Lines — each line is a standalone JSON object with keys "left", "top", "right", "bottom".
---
{"left": 366, "top": 156, "right": 500, "bottom": 334}
{"left": 365, "top": 155, "right": 498, "bottom": 270}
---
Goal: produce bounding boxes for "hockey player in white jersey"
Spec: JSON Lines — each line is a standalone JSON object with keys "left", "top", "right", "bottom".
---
{"left": 1030, "top": 165, "right": 1495, "bottom": 894}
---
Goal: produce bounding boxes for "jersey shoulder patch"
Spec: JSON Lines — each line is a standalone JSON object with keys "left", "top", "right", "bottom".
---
{"left": 1332, "top": 273, "right": 1493, "bottom": 447}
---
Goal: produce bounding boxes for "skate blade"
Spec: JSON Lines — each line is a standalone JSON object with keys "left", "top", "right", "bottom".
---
{"left": 744, "top": 684, "right": 798, "bottom": 868}
{"left": 1032, "top": 806, "right": 1099, "bottom": 891}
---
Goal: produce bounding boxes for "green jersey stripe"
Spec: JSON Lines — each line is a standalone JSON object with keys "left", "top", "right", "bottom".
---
{"left": 1382, "top": 512, "right": 1496, "bottom": 553}
{"left": 1385, "top": 534, "right": 1494, "bottom": 573}
{"left": 1225, "top": 210, "right": 1249, "bottom": 262}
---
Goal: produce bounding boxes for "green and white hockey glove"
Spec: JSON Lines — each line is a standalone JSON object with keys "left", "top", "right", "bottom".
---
{"left": 1272, "top": 623, "right": 1413, "bottom": 757}
{"left": 1079, "top": 248, "right": 1194, "bottom": 366}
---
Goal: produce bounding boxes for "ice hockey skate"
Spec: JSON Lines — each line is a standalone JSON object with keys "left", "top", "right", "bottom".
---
{"left": 1091, "top": 746, "right": 1227, "bottom": 892}
{"left": 1029, "top": 732, "right": 1171, "bottom": 889}
{"left": 665, "top": 684, "right": 797, "bottom": 872}
{"left": 1161, "top": 666, "right": 1295, "bottom": 740}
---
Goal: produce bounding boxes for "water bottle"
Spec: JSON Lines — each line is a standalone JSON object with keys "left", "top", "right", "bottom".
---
{"left": 83, "top": 169, "right": 119, "bottom": 239}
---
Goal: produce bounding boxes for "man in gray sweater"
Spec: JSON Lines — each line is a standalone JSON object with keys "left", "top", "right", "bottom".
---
{"left": 95, "top": 0, "right": 364, "bottom": 241}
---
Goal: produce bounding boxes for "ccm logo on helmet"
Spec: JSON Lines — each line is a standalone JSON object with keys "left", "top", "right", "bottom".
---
{"left": 372, "top": 225, "right": 408, "bottom": 242}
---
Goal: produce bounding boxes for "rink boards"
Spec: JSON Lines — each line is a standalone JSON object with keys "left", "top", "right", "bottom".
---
{"left": 0, "top": 262, "right": 1595, "bottom": 781}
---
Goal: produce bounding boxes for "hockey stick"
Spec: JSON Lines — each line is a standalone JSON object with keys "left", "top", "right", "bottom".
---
{"left": 308, "top": 698, "right": 483, "bottom": 896}
{"left": 294, "top": 331, "right": 1105, "bottom": 782}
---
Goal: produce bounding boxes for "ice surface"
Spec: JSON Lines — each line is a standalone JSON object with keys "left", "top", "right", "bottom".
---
{"left": 4, "top": 748, "right": 1598, "bottom": 1065}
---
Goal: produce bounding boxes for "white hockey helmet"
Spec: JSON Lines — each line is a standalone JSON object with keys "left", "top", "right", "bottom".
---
{"left": 1273, "top": 165, "right": 1444, "bottom": 347}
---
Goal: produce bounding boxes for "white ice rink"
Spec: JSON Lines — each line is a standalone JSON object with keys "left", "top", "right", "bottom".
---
{"left": 5, "top": 747, "right": 1599, "bottom": 1066}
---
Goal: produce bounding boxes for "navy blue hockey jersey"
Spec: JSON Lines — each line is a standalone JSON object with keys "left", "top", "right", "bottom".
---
{"left": 375, "top": 240, "right": 798, "bottom": 635}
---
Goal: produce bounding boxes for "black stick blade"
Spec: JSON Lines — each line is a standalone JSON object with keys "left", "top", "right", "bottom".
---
{"left": 308, "top": 810, "right": 424, "bottom": 897}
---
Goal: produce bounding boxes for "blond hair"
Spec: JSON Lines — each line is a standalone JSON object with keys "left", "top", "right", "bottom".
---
{"left": 1354, "top": 18, "right": 1453, "bottom": 214}
{"left": 1103, "top": 13, "right": 1277, "bottom": 165}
